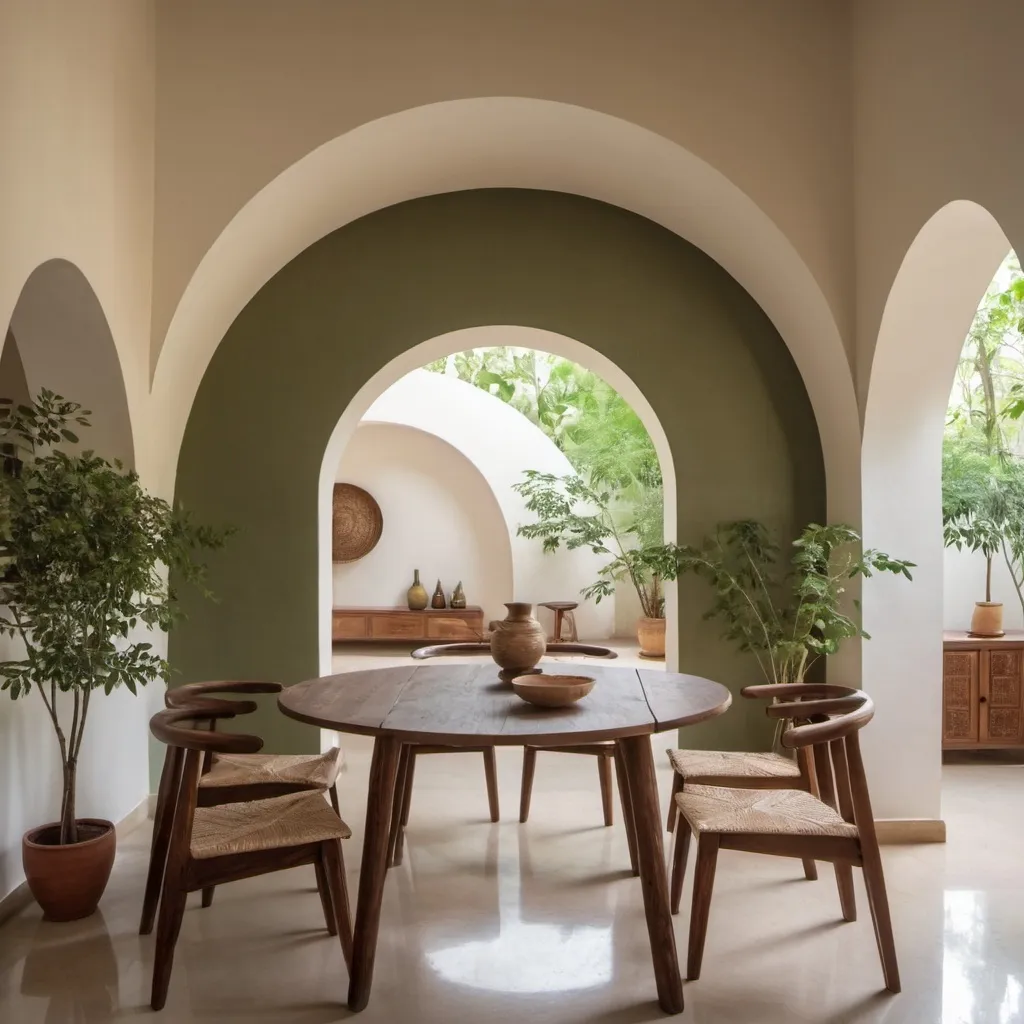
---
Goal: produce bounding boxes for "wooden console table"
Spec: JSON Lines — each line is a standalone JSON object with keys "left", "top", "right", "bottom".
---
{"left": 332, "top": 606, "right": 484, "bottom": 643}
{"left": 943, "top": 630, "right": 1024, "bottom": 749}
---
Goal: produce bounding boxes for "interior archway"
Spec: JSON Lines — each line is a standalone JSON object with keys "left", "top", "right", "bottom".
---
{"left": 318, "top": 326, "right": 678, "bottom": 676}
{"left": 0, "top": 259, "right": 139, "bottom": 899}
{"left": 862, "top": 201, "right": 1011, "bottom": 821}
{"left": 171, "top": 188, "right": 825, "bottom": 755}
{"left": 151, "top": 97, "right": 856, "bottom": 530}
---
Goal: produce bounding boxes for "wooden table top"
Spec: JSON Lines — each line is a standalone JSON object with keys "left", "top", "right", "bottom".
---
{"left": 278, "top": 661, "right": 732, "bottom": 746}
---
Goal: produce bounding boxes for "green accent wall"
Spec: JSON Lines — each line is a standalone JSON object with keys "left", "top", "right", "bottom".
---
{"left": 172, "top": 189, "right": 824, "bottom": 753}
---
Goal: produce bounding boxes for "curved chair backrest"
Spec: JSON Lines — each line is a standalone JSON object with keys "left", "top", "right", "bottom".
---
{"left": 165, "top": 680, "right": 282, "bottom": 714}
{"left": 150, "top": 707, "right": 265, "bottom": 756}
{"left": 754, "top": 685, "right": 878, "bottom": 839}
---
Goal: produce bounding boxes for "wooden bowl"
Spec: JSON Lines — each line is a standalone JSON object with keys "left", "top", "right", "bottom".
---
{"left": 511, "top": 673, "right": 596, "bottom": 708}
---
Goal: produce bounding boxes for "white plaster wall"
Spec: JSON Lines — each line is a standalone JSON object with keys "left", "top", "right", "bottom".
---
{"left": 363, "top": 370, "right": 616, "bottom": 640}
{"left": 334, "top": 423, "right": 511, "bottom": 625}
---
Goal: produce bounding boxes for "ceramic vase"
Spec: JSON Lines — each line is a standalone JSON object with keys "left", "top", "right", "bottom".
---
{"left": 431, "top": 580, "right": 446, "bottom": 609}
{"left": 450, "top": 581, "right": 467, "bottom": 609}
{"left": 407, "top": 570, "right": 428, "bottom": 611}
{"left": 489, "top": 602, "right": 546, "bottom": 683}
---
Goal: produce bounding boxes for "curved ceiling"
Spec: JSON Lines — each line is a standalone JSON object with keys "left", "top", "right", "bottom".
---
{"left": 150, "top": 97, "right": 858, "bottom": 520}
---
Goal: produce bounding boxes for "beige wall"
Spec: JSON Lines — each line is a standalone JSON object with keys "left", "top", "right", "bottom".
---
{"left": 151, "top": 0, "right": 855, "bottom": 361}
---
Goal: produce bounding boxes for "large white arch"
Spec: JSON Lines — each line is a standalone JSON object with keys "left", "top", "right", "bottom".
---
{"left": 149, "top": 97, "right": 858, "bottom": 530}
{"left": 317, "top": 325, "right": 678, "bottom": 676}
{"left": 862, "top": 200, "right": 1011, "bottom": 822}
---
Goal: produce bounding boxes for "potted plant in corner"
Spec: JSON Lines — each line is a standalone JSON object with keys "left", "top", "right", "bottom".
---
{"left": 675, "top": 520, "right": 914, "bottom": 691}
{"left": 0, "top": 390, "right": 226, "bottom": 921}
{"left": 513, "top": 471, "right": 680, "bottom": 658}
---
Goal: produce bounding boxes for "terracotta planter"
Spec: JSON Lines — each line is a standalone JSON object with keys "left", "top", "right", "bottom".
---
{"left": 969, "top": 601, "right": 1004, "bottom": 638}
{"left": 489, "top": 602, "right": 546, "bottom": 682}
{"left": 22, "top": 818, "right": 116, "bottom": 921}
{"left": 637, "top": 616, "right": 666, "bottom": 659}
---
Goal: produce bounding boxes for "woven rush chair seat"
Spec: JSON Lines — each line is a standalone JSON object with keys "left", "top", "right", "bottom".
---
{"left": 675, "top": 784, "right": 859, "bottom": 838}
{"left": 199, "top": 748, "right": 342, "bottom": 791}
{"left": 191, "top": 791, "right": 352, "bottom": 860}
{"left": 667, "top": 749, "right": 801, "bottom": 782}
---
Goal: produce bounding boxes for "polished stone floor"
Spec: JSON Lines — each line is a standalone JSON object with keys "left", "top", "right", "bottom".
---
{"left": 1, "top": 746, "right": 1022, "bottom": 1023}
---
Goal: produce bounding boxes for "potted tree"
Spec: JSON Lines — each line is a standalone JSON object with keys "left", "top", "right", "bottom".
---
{"left": 675, "top": 520, "right": 913, "bottom": 689}
{"left": 941, "top": 437, "right": 1024, "bottom": 637}
{"left": 513, "top": 471, "right": 680, "bottom": 657}
{"left": 0, "top": 390, "right": 225, "bottom": 921}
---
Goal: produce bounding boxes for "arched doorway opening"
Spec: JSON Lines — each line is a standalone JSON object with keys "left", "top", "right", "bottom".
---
{"left": 0, "top": 259, "right": 138, "bottom": 899}
{"left": 862, "top": 201, "right": 1011, "bottom": 823}
{"left": 318, "top": 326, "right": 677, "bottom": 677}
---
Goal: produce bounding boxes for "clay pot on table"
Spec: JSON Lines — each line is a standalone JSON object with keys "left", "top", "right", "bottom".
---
{"left": 22, "top": 818, "right": 116, "bottom": 921}
{"left": 489, "top": 602, "right": 546, "bottom": 683}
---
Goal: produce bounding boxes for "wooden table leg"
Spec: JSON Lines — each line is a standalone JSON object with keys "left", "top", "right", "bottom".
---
{"left": 348, "top": 735, "right": 402, "bottom": 1012}
{"left": 618, "top": 735, "right": 684, "bottom": 1015}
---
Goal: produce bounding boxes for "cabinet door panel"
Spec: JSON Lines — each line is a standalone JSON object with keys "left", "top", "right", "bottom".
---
{"left": 943, "top": 651, "right": 979, "bottom": 745}
{"left": 982, "top": 648, "right": 1024, "bottom": 745}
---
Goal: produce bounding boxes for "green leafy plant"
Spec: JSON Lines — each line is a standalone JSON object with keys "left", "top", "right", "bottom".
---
{"left": 676, "top": 521, "right": 914, "bottom": 686}
{"left": 0, "top": 390, "right": 228, "bottom": 845}
{"left": 513, "top": 470, "right": 678, "bottom": 619}
{"left": 942, "top": 436, "right": 1024, "bottom": 614}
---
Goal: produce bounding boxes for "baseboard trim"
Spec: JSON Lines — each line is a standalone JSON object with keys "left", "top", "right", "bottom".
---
{"left": 875, "top": 818, "right": 946, "bottom": 844}
{"left": 0, "top": 796, "right": 151, "bottom": 926}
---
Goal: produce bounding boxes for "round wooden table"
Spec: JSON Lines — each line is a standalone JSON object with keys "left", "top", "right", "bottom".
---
{"left": 279, "top": 661, "right": 732, "bottom": 1014}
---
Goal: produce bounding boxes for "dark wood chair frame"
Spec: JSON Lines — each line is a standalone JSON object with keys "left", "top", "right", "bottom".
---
{"left": 669, "top": 684, "right": 900, "bottom": 993}
{"left": 146, "top": 707, "right": 353, "bottom": 1011}
{"left": 665, "top": 683, "right": 867, "bottom": 885}
{"left": 141, "top": 681, "right": 342, "bottom": 934}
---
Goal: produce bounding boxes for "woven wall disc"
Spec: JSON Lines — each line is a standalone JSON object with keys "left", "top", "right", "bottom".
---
{"left": 332, "top": 483, "right": 383, "bottom": 563}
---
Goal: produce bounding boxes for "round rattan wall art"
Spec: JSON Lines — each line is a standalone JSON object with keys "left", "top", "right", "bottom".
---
{"left": 332, "top": 483, "right": 383, "bottom": 563}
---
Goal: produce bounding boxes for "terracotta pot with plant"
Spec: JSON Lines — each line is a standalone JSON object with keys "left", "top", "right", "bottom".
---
{"left": 0, "top": 390, "right": 226, "bottom": 921}
{"left": 513, "top": 471, "right": 680, "bottom": 658}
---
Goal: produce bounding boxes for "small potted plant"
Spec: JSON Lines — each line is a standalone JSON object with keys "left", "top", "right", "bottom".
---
{"left": 513, "top": 471, "right": 680, "bottom": 657}
{"left": 0, "top": 390, "right": 226, "bottom": 921}
{"left": 675, "top": 520, "right": 913, "bottom": 691}
{"left": 941, "top": 437, "right": 1024, "bottom": 637}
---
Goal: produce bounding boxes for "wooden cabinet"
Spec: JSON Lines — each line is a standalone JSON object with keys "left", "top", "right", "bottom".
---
{"left": 332, "top": 606, "right": 485, "bottom": 644}
{"left": 943, "top": 632, "right": 1024, "bottom": 749}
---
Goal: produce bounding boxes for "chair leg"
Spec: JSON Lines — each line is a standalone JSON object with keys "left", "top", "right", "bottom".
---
{"left": 666, "top": 772, "right": 682, "bottom": 833}
{"left": 151, "top": 885, "right": 187, "bottom": 1011}
{"left": 483, "top": 747, "right": 500, "bottom": 822}
{"left": 553, "top": 609, "right": 564, "bottom": 642}
{"left": 670, "top": 821, "right": 692, "bottom": 915}
{"left": 612, "top": 746, "right": 639, "bottom": 876}
{"left": 519, "top": 746, "right": 537, "bottom": 823}
{"left": 598, "top": 753, "right": 614, "bottom": 827}
{"left": 861, "top": 846, "right": 901, "bottom": 992}
{"left": 200, "top": 886, "right": 215, "bottom": 909}
{"left": 140, "top": 749, "right": 179, "bottom": 936}
{"left": 834, "top": 862, "right": 857, "bottom": 922}
{"left": 314, "top": 852, "right": 338, "bottom": 936}
{"left": 387, "top": 745, "right": 411, "bottom": 868}
{"left": 801, "top": 857, "right": 818, "bottom": 881}
{"left": 329, "top": 783, "right": 341, "bottom": 816}
{"left": 322, "top": 839, "right": 354, "bottom": 971}
{"left": 686, "top": 833, "right": 720, "bottom": 981}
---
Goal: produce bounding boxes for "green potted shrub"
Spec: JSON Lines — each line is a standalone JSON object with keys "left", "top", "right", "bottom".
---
{"left": 675, "top": 520, "right": 913, "bottom": 691}
{"left": 513, "top": 471, "right": 680, "bottom": 657}
{"left": 0, "top": 390, "right": 225, "bottom": 921}
{"left": 941, "top": 436, "right": 1024, "bottom": 637}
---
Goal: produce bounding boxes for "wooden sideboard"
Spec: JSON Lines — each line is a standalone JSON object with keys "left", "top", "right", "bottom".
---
{"left": 943, "top": 631, "right": 1024, "bottom": 749}
{"left": 332, "top": 606, "right": 485, "bottom": 643}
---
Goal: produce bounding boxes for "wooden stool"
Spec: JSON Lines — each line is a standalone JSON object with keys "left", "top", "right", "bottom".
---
{"left": 540, "top": 601, "right": 578, "bottom": 642}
